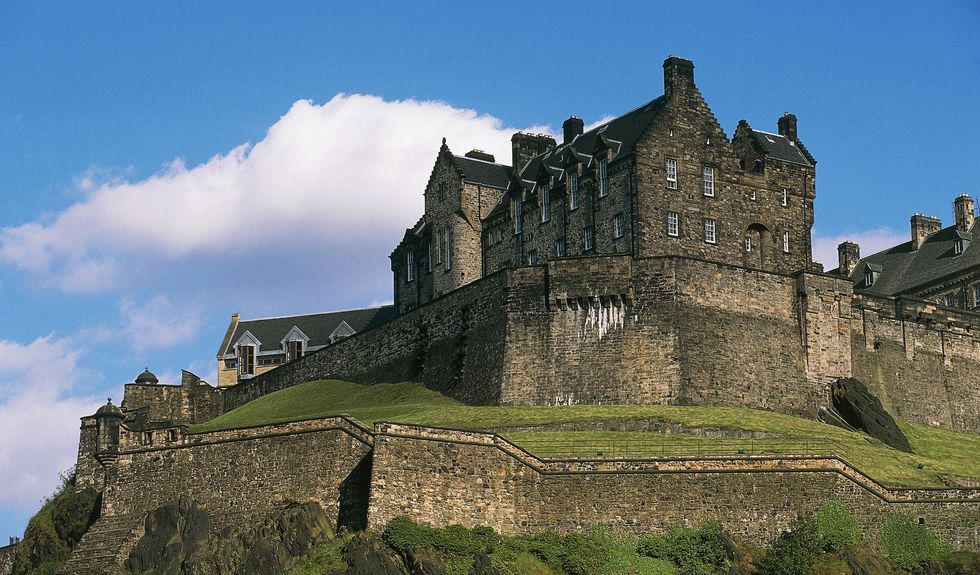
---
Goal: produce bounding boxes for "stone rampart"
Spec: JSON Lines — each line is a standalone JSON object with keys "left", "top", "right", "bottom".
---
{"left": 0, "top": 543, "right": 15, "bottom": 575}
{"left": 368, "top": 423, "right": 980, "bottom": 549}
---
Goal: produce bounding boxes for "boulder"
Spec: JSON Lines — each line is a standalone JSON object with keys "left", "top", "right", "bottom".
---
{"left": 469, "top": 553, "right": 502, "bottom": 575}
{"left": 342, "top": 534, "right": 408, "bottom": 575}
{"left": 831, "top": 378, "right": 913, "bottom": 453}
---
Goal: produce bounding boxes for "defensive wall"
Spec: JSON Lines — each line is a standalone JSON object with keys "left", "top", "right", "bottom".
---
{"left": 0, "top": 544, "right": 14, "bottom": 575}
{"left": 218, "top": 254, "right": 978, "bottom": 432}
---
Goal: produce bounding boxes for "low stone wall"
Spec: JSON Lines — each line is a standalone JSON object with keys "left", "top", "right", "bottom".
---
{"left": 0, "top": 543, "right": 15, "bottom": 575}
{"left": 368, "top": 423, "right": 980, "bottom": 550}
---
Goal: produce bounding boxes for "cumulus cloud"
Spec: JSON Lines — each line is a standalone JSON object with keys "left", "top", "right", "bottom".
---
{"left": 120, "top": 295, "right": 202, "bottom": 352}
{"left": 0, "top": 95, "right": 552, "bottom": 294}
{"left": 811, "top": 227, "right": 908, "bottom": 270}
{"left": 0, "top": 337, "right": 100, "bottom": 509}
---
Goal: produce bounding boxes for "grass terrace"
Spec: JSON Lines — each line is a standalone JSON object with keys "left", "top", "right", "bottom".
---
{"left": 192, "top": 380, "right": 980, "bottom": 488}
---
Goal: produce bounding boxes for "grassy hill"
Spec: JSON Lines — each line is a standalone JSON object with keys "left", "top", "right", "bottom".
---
{"left": 192, "top": 380, "right": 980, "bottom": 488}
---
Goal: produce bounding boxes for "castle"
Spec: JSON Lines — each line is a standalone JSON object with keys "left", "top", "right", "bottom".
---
{"left": 41, "top": 56, "right": 980, "bottom": 573}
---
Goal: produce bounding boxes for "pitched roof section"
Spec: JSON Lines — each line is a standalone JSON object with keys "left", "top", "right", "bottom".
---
{"left": 220, "top": 305, "right": 395, "bottom": 355}
{"left": 851, "top": 222, "right": 979, "bottom": 296}
{"left": 451, "top": 155, "right": 513, "bottom": 189}
{"left": 749, "top": 130, "right": 813, "bottom": 167}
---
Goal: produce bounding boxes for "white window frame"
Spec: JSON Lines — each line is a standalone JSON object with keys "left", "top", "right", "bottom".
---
{"left": 865, "top": 269, "right": 877, "bottom": 287}
{"left": 953, "top": 239, "right": 964, "bottom": 255}
{"left": 782, "top": 188, "right": 788, "bottom": 207}
{"left": 703, "top": 166, "right": 715, "bottom": 197}
{"left": 667, "top": 212, "right": 679, "bottom": 237}
{"left": 555, "top": 237, "right": 566, "bottom": 257}
{"left": 528, "top": 249, "right": 538, "bottom": 265}
{"left": 406, "top": 251, "right": 415, "bottom": 282}
{"left": 973, "top": 284, "right": 980, "bottom": 307}
{"left": 704, "top": 219, "right": 716, "bottom": 244}
{"left": 782, "top": 231, "right": 790, "bottom": 253}
{"left": 613, "top": 213, "right": 625, "bottom": 238}
{"left": 541, "top": 184, "right": 551, "bottom": 222}
{"left": 945, "top": 293, "right": 957, "bottom": 308}
{"left": 598, "top": 158, "right": 609, "bottom": 197}
{"left": 666, "top": 158, "right": 677, "bottom": 189}
{"left": 749, "top": 189, "right": 756, "bottom": 201}
{"left": 745, "top": 238, "right": 752, "bottom": 252}
{"left": 569, "top": 172, "right": 580, "bottom": 209}
{"left": 584, "top": 227, "right": 595, "bottom": 251}
{"left": 513, "top": 197, "right": 523, "bottom": 234}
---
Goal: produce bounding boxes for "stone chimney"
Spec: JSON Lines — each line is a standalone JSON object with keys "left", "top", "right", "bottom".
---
{"left": 910, "top": 214, "right": 942, "bottom": 246}
{"left": 953, "top": 194, "right": 975, "bottom": 231}
{"left": 464, "top": 149, "right": 495, "bottom": 163}
{"left": 511, "top": 132, "right": 556, "bottom": 172}
{"left": 777, "top": 113, "right": 798, "bottom": 142}
{"left": 837, "top": 242, "right": 860, "bottom": 277}
{"left": 562, "top": 116, "right": 584, "bottom": 144}
{"left": 663, "top": 56, "right": 695, "bottom": 98}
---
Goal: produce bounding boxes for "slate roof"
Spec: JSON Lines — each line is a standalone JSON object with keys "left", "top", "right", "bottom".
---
{"left": 220, "top": 305, "right": 395, "bottom": 355}
{"left": 451, "top": 155, "right": 512, "bottom": 189}
{"left": 749, "top": 130, "right": 813, "bottom": 167}
{"left": 847, "top": 222, "right": 979, "bottom": 296}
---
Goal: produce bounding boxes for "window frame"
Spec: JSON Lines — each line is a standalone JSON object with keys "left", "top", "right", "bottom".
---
{"left": 667, "top": 211, "right": 679, "bottom": 237}
{"left": 782, "top": 231, "right": 790, "bottom": 253}
{"left": 446, "top": 226, "right": 454, "bottom": 270}
{"left": 569, "top": 172, "right": 580, "bottom": 209}
{"left": 513, "top": 196, "right": 523, "bottom": 235}
{"left": 666, "top": 158, "right": 677, "bottom": 189}
{"left": 781, "top": 188, "right": 789, "bottom": 207}
{"left": 406, "top": 250, "right": 416, "bottom": 282}
{"left": 540, "top": 183, "right": 551, "bottom": 222}
{"left": 598, "top": 158, "right": 609, "bottom": 197}
{"left": 584, "top": 226, "right": 595, "bottom": 251}
{"left": 702, "top": 165, "right": 715, "bottom": 197}
{"left": 704, "top": 218, "right": 717, "bottom": 244}
{"left": 945, "top": 292, "right": 957, "bottom": 308}
{"left": 286, "top": 340, "right": 304, "bottom": 362}
{"left": 613, "top": 213, "right": 625, "bottom": 239}
{"left": 528, "top": 249, "right": 538, "bottom": 265}
{"left": 555, "top": 237, "right": 566, "bottom": 257}
{"left": 238, "top": 344, "right": 255, "bottom": 377}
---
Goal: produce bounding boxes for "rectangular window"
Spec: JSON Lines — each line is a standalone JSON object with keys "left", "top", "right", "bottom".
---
{"left": 613, "top": 213, "right": 625, "bottom": 238}
{"left": 667, "top": 212, "right": 679, "bottom": 237}
{"left": 441, "top": 228, "right": 448, "bottom": 265}
{"left": 513, "top": 197, "right": 523, "bottom": 234}
{"left": 745, "top": 238, "right": 752, "bottom": 252}
{"left": 434, "top": 230, "right": 442, "bottom": 263}
{"left": 438, "top": 182, "right": 447, "bottom": 201}
{"left": 865, "top": 269, "right": 877, "bottom": 287}
{"left": 974, "top": 284, "right": 980, "bottom": 307}
{"left": 528, "top": 249, "right": 538, "bottom": 265}
{"left": 555, "top": 237, "right": 566, "bottom": 257}
{"left": 584, "top": 227, "right": 595, "bottom": 251}
{"left": 750, "top": 189, "right": 756, "bottom": 201}
{"left": 427, "top": 241, "right": 433, "bottom": 272}
{"left": 945, "top": 293, "right": 957, "bottom": 308}
{"left": 666, "top": 158, "right": 677, "bottom": 189}
{"left": 446, "top": 227, "right": 453, "bottom": 270}
{"left": 703, "top": 166, "right": 715, "bottom": 197}
{"left": 954, "top": 240, "right": 964, "bottom": 255}
{"left": 782, "top": 188, "right": 788, "bottom": 207}
{"left": 783, "top": 231, "right": 790, "bottom": 253}
{"left": 406, "top": 251, "right": 415, "bottom": 282}
{"left": 238, "top": 345, "right": 255, "bottom": 376}
{"left": 541, "top": 184, "right": 551, "bottom": 222}
{"left": 704, "top": 219, "right": 716, "bottom": 244}
{"left": 569, "top": 172, "right": 580, "bottom": 209}
{"left": 286, "top": 340, "right": 303, "bottom": 362}
{"left": 598, "top": 158, "right": 609, "bottom": 197}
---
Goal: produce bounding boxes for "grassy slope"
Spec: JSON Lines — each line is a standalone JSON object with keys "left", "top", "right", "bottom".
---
{"left": 193, "top": 380, "right": 980, "bottom": 488}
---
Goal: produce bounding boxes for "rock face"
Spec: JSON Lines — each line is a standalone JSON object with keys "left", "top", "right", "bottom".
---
{"left": 341, "top": 534, "right": 407, "bottom": 575}
{"left": 831, "top": 378, "right": 913, "bottom": 453}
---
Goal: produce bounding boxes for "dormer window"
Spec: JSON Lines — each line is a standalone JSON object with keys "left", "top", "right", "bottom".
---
{"left": 540, "top": 184, "right": 551, "bottom": 222}
{"left": 286, "top": 340, "right": 303, "bottom": 361}
{"left": 954, "top": 239, "right": 964, "bottom": 255}
{"left": 513, "top": 196, "right": 523, "bottom": 234}
{"left": 598, "top": 158, "right": 609, "bottom": 197}
{"left": 865, "top": 268, "right": 879, "bottom": 287}
{"left": 238, "top": 344, "right": 255, "bottom": 376}
{"left": 568, "top": 173, "right": 580, "bottom": 209}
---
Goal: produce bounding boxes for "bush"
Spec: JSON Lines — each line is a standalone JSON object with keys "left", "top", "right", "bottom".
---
{"left": 636, "top": 520, "right": 728, "bottom": 575}
{"left": 880, "top": 513, "right": 947, "bottom": 570}
{"left": 814, "top": 501, "right": 862, "bottom": 551}
{"left": 758, "top": 514, "right": 821, "bottom": 575}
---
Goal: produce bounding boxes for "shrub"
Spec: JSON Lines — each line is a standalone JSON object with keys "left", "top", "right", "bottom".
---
{"left": 636, "top": 520, "right": 728, "bottom": 575}
{"left": 758, "top": 514, "right": 821, "bottom": 575}
{"left": 879, "top": 513, "right": 947, "bottom": 570}
{"left": 814, "top": 501, "right": 862, "bottom": 551}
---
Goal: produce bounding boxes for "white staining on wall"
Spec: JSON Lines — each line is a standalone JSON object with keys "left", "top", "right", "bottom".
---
{"left": 578, "top": 299, "right": 625, "bottom": 341}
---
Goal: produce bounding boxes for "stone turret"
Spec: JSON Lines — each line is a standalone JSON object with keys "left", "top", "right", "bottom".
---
{"left": 837, "top": 242, "right": 860, "bottom": 277}
{"left": 94, "top": 398, "right": 124, "bottom": 456}
{"left": 954, "top": 194, "right": 975, "bottom": 231}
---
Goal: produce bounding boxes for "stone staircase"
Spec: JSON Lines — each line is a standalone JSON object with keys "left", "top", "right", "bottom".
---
{"left": 57, "top": 513, "right": 143, "bottom": 575}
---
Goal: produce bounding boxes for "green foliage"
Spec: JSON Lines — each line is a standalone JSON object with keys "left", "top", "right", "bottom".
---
{"left": 287, "top": 531, "right": 355, "bottom": 575}
{"left": 879, "top": 513, "right": 947, "bottom": 570}
{"left": 382, "top": 515, "right": 499, "bottom": 557}
{"left": 636, "top": 520, "right": 728, "bottom": 574}
{"left": 758, "top": 514, "right": 821, "bottom": 575}
{"left": 814, "top": 501, "right": 862, "bottom": 551}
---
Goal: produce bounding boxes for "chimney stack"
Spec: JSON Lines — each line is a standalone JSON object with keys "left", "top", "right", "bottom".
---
{"left": 511, "top": 132, "right": 556, "bottom": 172}
{"left": 953, "top": 194, "right": 975, "bottom": 231}
{"left": 663, "top": 56, "right": 695, "bottom": 97}
{"left": 837, "top": 242, "right": 860, "bottom": 277}
{"left": 910, "top": 214, "right": 942, "bottom": 247}
{"left": 562, "top": 116, "right": 584, "bottom": 144}
{"left": 464, "top": 149, "right": 495, "bottom": 163}
{"left": 777, "top": 113, "right": 798, "bottom": 142}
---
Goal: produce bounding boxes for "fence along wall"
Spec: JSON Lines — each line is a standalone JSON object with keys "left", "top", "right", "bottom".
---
{"left": 368, "top": 423, "right": 980, "bottom": 550}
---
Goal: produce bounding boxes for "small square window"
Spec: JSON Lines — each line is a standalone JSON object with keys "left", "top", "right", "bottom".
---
{"left": 667, "top": 212, "right": 679, "bottom": 237}
{"left": 704, "top": 219, "right": 716, "bottom": 244}
{"left": 613, "top": 213, "right": 625, "bottom": 238}
{"left": 703, "top": 166, "right": 715, "bottom": 197}
{"left": 584, "top": 227, "right": 595, "bottom": 251}
{"left": 666, "top": 158, "right": 677, "bottom": 189}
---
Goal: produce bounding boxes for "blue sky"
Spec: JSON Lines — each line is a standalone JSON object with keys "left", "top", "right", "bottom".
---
{"left": 0, "top": 2, "right": 977, "bottom": 538}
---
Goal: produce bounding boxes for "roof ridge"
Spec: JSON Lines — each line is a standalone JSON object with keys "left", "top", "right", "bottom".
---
{"left": 453, "top": 154, "right": 510, "bottom": 168}
{"left": 240, "top": 305, "right": 391, "bottom": 322}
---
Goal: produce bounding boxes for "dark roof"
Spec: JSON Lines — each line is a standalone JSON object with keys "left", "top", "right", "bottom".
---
{"left": 518, "top": 96, "right": 667, "bottom": 184}
{"left": 749, "top": 130, "right": 813, "bottom": 167}
{"left": 451, "top": 155, "right": 512, "bottom": 189}
{"left": 850, "top": 222, "right": 980, "bottom": 296}
{"left": 221, "top": 305, "right": 395, "bottom": 355}
{"left": 134, "top": 369, "right": 159, "bottom": 384}
{"left": 95, "top": 400, "right": 123, "bottom": 418}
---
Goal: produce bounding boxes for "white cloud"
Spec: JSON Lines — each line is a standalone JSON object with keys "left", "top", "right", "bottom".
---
{"left": 120, "top": 295, "right": 201, "bottom": 352}
{"left": 811, "top": 226, "right": 908, "bottom": 271}
{"left": 0, "top": 337, "right": 100, "bottom": 509}
{"left": 0, "top": 95, "right": 549, "bottom": 293}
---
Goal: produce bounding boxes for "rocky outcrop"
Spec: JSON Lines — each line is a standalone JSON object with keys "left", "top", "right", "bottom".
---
{"left": 831, "top": 378, "right": 913, "bottom": 453}
{"left": 341, "top": 534, "right": 407, "bottom": 575}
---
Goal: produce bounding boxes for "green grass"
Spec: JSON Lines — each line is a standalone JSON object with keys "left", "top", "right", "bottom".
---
{"left": 192, "top": 380, "right": 980, "bottom": 488}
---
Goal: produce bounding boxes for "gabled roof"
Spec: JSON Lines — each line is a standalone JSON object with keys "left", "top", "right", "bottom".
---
{"left": 220, "top": 306, "right": 395, "bottom": 355}
{"left": 748, "top": 130, "right": 813, "bottom": 167}
{"left": 451, "top": 155, "right": 513, "bottom": 189}
{"left": 849, "top": 222, "right": 980, "bottom": 296}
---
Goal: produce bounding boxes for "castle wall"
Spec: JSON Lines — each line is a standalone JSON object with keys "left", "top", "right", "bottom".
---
{"left": 101, "top": 417, "right": 373, "bottom": 533}
{"left": 368, "top": 424, "right": 980, "bottom": 550}
{"left": 120, "top": 380, "right": 224, "bottom": 426}
{"left": 850, "top": 294, "right": 980, "bottom": 432}
{"left": 74, "top": 417, "right": 104, "bottom": 491}
{"left": 0, "top": 543, "right": 15, "bottom": 575}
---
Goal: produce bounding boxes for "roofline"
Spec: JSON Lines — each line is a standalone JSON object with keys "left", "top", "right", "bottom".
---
{"left": 238, "top": 305, "right": 393, "bottom": 323}
{"left": 452, "top": 154, "right": 511, "bottom": 168}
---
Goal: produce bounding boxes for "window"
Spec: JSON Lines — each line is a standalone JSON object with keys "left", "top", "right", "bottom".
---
{"left": 528, "top": 249, "right": 538, "bottom": 265}
{"left": 667, "top": 212, "right": 679, "bottom": 237}
{"left": 434, "top": 230, "right": 442, "bottom": 263}
{"left": 954, "top": 239, "right": 964, "bottom": 255}
{"left": 745, "top": 238, "right": 752, "bottom": 252}
{"left": 749, "top": 190, "right": 756, "bottom": 201}
{"left": 704, "top": 219, "right": 716, "bottom": 244}
{"left": 406, "top": 251, "right": 415, "bottom": 282}
{"left": 865, "top": 269, "right": 878, "bottom": 287}
{"left": 569, "top": 172, "right": 580, "bottom": 209}
{"left": 703, "top": 166, "right": 715, "bottom": 197}
{"left": 446, "top": 227, "right": 454, "bottom": 270}
{"left": 438, "top": 182, "right": 446, "bottom": 201}
{"left": 427, "top": 241, "right": 433, "bottom": 272}
{"left": 541, "top": 184, "right": 551, "bottom": 222}
{"left": 782, "top": 231, "right": 790, "bottom": 253}
{"left": 238, "top": 345, "right": 255, "bottom": 376}
{"left": 666, "top": 158, "right": 677, "bottom": 189}
{"left": 781, "top": 189, "right": 788, "bottom": 207}
{"left": 513, "top": 197, "right": 523, "bottom": 234}
{"left": 598, "top": 158, "right": 609, "bottom": 197}
{"left": 286, "top": 340, "right": 303, "bottom": 362}
{"left": 555, "top": 237, "right": 566, "bottom": 257}
{"left": 945, "top": 293, "right": 957, "bottom": 308}
{"left": 441, "top": 229, "right": 448, "bottom": 266}
{"left": 974, "top": 284, "right": 980, "bottom": 307}
{"left": 613, "top": 213, "right": 625, "bottom": 238}
{"left": 584, "top": 227, "right": 595, "bottom": 251}
{"left": 224, "top": 358, "right": 237, "bottom": 370}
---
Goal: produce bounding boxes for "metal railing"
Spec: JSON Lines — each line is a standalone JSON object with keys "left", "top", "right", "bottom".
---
{"left": 509, "top": 436, "right": 837, "bottom": 459}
